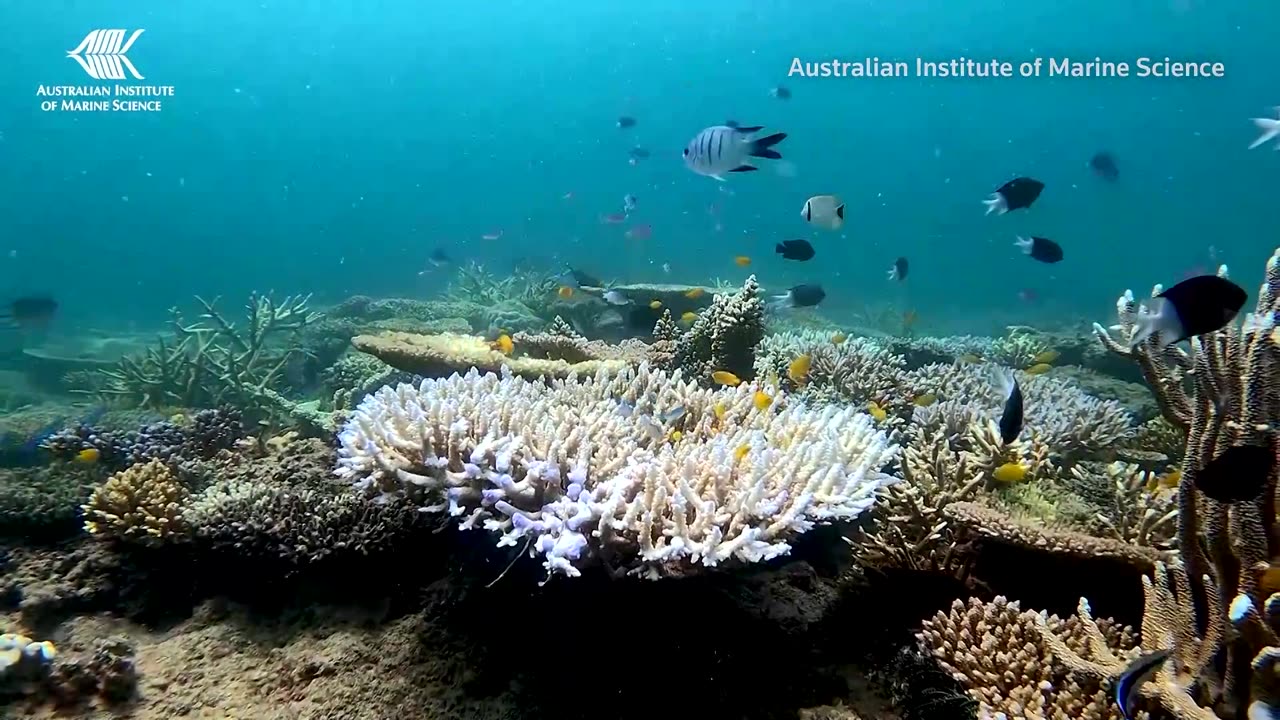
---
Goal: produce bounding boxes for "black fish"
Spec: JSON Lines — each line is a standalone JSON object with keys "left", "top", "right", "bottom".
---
{"left": 1115, "top": 649, "right": 1171, "bottom": 720}
{"left": 984, "top": 177, "right": 1045, "bottom": 215}
{"left": 889, "top": 257, "right": 909, "bottom": 281}
{"left": 617, "top": 116, "right": 636, "bottom": 129}
{"left": 1016, "top": 236, "right": 1063, "bottom": 264}
{"left": 993, "top": 368, "right": 1023, "bottom": 444}
{"left": 0, "top": 296, "right": 57, "bottom": 327}
{"left": 775, "top": 239, "right": 814, "bottom": 261}
{"left": 428, "top": 248, "right": 451, "bottom": 267}
{"left": 1194, "top": 445, "right": 1275, "bottom": 503}
{"left": 1089, "top": 151, "right": 1119, "bottom": 181}
{"left": 774, "top": 284, "right": 825, "bottom": 308}
{"left": 770, "top": 86, "right": 792, "bottom": 100}
{"left": 1130, "top": 275, "right": 1247, "bottom": 349}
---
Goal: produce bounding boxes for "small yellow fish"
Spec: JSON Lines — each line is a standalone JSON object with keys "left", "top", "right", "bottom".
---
{"left": 956, "top": 353, "right": 982, "bottom": 365}
{"left": 75, "top": 448, "right": 100, "bottom": 463}
{"left": 1032, "top": 350, "right": 1060, "bottom": 364}
{"left": 711, "top": 370, "right": 742, "bottom": 387}
{"left": 866, "top": 401, "right": 887, "bottom": 422}
{"left": 684, "top": 288, "right": 705, "bottom": 299}
{"left": 734, "top": 255, "right": 751, "bottom": 267}
{"left": 787, "top": 354, "right": 811, "bottom": 385}
{"left": 649, "top": 300, "right": 662, "bottom": 309}
{"left": 913, "top": 393, "right": 937, "bottom": 407}
{"left": 669, "top": 430, "right": 683, "bottom": 442}
{"left": 734, "top": 444, "right": 750, "bottom": 462}
{"left": 903, "top": 309, "right": 918, "bottom": 329}
{"left": 713, "top": 402, "right": 726, "bottom": 420}
{"left": 680, "top": 311, "right": 698, "bottom": 324}
{"left": 492, "top": 334, "right": 514, "bottom": 355}
{"left": 1025, "top": 363, "right": 1052, "bottom": 375}
{"left": 1158, "top": 469, "right": 1182, "bottom": 490}
{"left": 991, "top": 463, "right": 1028, "bottom": 483}
{"left": 557, "top": 286, "right": 574, "bottom": 299}
{"left": 753, "top": 390, "right": 773, "bottom": 411}
{"left": 831, "top": 331, "right": 847, "bottom": 345}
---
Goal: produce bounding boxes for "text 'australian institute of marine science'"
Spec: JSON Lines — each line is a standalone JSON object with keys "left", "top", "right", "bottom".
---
{"left": 787, "top": 56, "right": 1227, "bottom": 79}
{"left": 35, "top": 84, "right": 175, "bottom": 112}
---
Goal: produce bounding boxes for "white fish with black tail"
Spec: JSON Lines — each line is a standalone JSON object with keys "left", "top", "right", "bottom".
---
{"left": 682, "top": 124, "right": 787, "bottom": 181}
{"left": 1249, "top": 107, "right": 1280, "bottom": 149}
{"left": 991, "top": 367, "right": 1023, "bottom": 445}
{"left": 801, "top": 195, "right": 845, "bottom": 230}
{"left": 1129, "top": 274, "right": 1247, "bottom": 350}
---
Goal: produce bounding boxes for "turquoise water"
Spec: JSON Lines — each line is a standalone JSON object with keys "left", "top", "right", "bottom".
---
{"left": 1, "top": 0, "right": 1276, "bottom": 336}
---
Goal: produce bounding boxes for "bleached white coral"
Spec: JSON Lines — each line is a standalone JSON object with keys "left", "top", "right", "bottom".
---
{"left": 335, "top": 364, "right": 900, "bottom": 580}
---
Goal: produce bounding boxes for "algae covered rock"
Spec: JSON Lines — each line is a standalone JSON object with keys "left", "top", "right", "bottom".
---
{"left": 351, "top": 331, "right": 634, "bottom": 380}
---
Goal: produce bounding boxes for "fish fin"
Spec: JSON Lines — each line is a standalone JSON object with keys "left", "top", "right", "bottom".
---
{"left": 1129, "top": 297, "right": 1180, "bottom": 349}
{"left": 733, "top": 124, "right": 763, "bottom": 133}
{"left": 710, "top": 174, "right": 727, "bottom": 182}
{"left": 725, "top": 120, "right": 740, "bottom": 128}
{"left": 748, "top": 133, "right": 786, "bottom": 159}
{"left": 836, "top": 204, "right": 845, "bottom": 219}
{"left": 983, "top": 194, "right": 1007, "bottom": 216}
{"left": 775, "top": 243, "right": 786, "bottom": 254}
{"left": 1015, "top": 236, "right": 1033, "bottom": 254}
{"left": 990, "top": 366, "right": 1014, "bottom": 399}
{"left": 1250, "top": 118, "right": 1280, "bottom": 149}
{"left": 729, "top": 165, "right": 758, "bottom": 173}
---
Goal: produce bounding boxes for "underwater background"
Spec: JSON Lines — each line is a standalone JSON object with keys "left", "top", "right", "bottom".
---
{"left": 4, "top": 2, "right": 1280, "bottom": 719}
{"left": 1, "top": 0, "right": 1276, "bottom": 336}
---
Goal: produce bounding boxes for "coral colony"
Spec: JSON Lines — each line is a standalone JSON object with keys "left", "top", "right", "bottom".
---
{"left": 1, "top": 251, "right": 1279, "bottom": 718}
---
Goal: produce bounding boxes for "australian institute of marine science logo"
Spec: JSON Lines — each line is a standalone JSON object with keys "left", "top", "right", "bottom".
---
{"left": 34, "top": 29, "right": 176, "bottom": 114}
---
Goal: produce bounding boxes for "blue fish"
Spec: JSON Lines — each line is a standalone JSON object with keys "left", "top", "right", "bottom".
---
{"left": 1115, "top": 648, "right": 1171, "bottom": 719}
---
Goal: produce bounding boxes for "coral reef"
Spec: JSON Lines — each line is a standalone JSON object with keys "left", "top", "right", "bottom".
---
{"left": 42, "top": 406, "right": 246, "bottom": 471}
{"left": 351, "top": 329, "right": 636, "bottom": 380}
{"left": 336, "top": 364, "right": 899, "bottom": 579}
{"left": 659, "top": 275, "right": 766, "bottom": 383}
{"left": 93, "top": 293, "right": 320, "bottom": 414}
{"left": 81, "top": 460, "right": 191, "bottom": 545}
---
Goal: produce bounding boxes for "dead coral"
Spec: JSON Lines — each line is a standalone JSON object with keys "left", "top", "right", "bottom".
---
{"left": 81, "top": 460, "right": 191, "bottom": 545}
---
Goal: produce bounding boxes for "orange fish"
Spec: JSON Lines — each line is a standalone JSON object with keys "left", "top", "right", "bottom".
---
{"left": 684, "top": 288, "right": 705, "bottom": 299}
{"left": 903, "top": 310, "right": 918, "bottom": 329}
{"left": 557, "top": 286, "right": 574, "bottom": 299}
{"left": 734, "top": 256, "right": 751, "bottom": 267}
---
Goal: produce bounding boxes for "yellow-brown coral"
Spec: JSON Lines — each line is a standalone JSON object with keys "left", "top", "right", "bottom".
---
{"left": 351, "top": 330, "right": 634, "bottom": 380}
{"left": 81, "top": 459, "right": 190, "bottom": 544}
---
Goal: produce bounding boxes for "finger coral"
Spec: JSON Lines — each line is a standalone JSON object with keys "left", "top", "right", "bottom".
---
{"left": 81, "top": 459, "right": 190, "bottom": 544}
{"left": 669, "top": 275, "right": 766, "bottom": 384}
{"left": 335, "top": 364, "right": 899, "bottom": 580}
{"left": 753, "top": 332, "right": 908, "bottom": 409}
{"left": 918, "top": 595, "right": 1137, "bottom": 720}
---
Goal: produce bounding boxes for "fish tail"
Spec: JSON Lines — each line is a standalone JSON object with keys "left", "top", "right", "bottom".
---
{"left": 748, "top": 133, "right": 786, "bottom": 160}
{"left": 1250, "top": 118, "right": 1280, "bottom": 149}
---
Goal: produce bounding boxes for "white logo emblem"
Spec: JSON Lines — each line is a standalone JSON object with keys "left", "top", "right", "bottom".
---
{"left": 67, "top": 29, "right": 146, "bottom": 80}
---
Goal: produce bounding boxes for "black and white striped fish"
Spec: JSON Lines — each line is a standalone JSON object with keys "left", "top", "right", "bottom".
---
{"left": 682, "top": 124, "right": 787, "bottom": 181}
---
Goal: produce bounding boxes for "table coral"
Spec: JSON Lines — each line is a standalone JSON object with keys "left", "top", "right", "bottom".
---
{"left": 335, "top": 363, "right": 900, "bottom": 580}
{"left": 351, "top": 330, "right": 634, "bottom": 380}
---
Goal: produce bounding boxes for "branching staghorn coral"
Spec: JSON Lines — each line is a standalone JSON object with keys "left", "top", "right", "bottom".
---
{"left": 1090, "top": 247, "right": 1280, "bottom": 717}
{"left": 81, "top": 459, "right": 190, "bottom": 545}
{"left": 95, "top": 293, "right": 320, "bottom": 410}
{"left": 904, "top": 362, "right": 1134, "bottom": 465}
{"left": 990, "top": 327, "right": 1053, "bottom": 368}
{"left": 753, "top": 332, "right": 909, "bottom": 409}
{"left": 1069, "top": 461, "right": 1178, "bottom": 553}
{"left": 335, "top": 364, "right": 900, "bottom": 580}
{"left": 1035, "top": 562, "right": 1224, "bottom": 720}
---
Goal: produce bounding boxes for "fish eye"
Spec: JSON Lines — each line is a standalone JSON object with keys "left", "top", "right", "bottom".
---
{"left": 682, "top": 148, "right": 689, "bottom": 156}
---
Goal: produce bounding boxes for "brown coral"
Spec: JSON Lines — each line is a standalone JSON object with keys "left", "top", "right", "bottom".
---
{"left": 917, "top": 595, "right": 1136, "bottom": 719}
{"left": 81, "top": 459, "right": 190, "bottom": 544}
